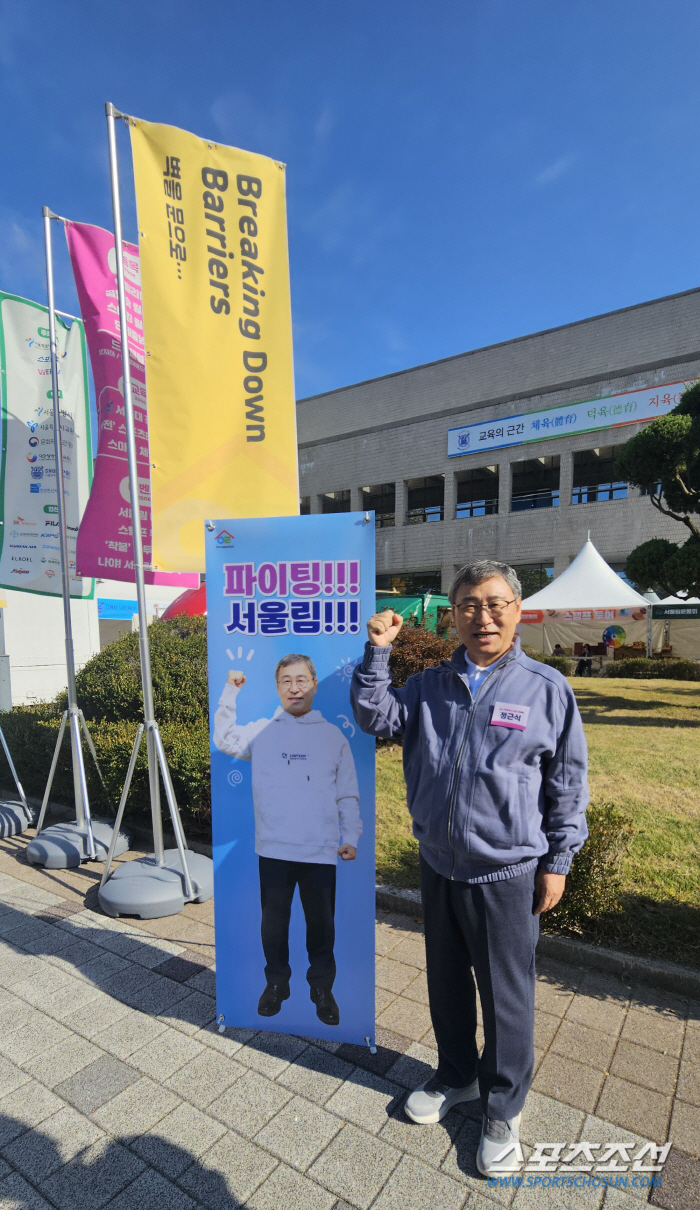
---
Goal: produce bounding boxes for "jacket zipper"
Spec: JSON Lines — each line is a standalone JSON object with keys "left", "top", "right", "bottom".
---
{"left": 445, "top": 652, "right": 517, "bottom": 880}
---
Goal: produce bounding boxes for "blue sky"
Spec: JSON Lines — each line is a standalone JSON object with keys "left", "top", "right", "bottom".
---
{"left": 1, "top": 0, "right": 700, "bottom": 400}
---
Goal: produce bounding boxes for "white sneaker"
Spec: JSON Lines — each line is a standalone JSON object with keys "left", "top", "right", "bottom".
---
{"left": 404, "top": 1075, "right": 479, "bottom": 1124}
{"left": 476, "top": 1113, "right": 523, "bottom": 1175}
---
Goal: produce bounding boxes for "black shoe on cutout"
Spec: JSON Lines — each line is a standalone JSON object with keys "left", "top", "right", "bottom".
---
{"left": 310, "top": 986, "right": 340, "bottom": 1026}
{"left": 257, "top": 982, "right": 290, "bottom": 1016}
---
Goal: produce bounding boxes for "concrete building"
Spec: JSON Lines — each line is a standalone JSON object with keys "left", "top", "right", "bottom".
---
{"left": 297, "top": 287, "right": 700, "bottom": 596}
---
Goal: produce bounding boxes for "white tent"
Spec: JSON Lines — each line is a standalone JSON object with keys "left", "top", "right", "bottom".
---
{"left": 654, "top": 596, "right": 700, "bottom": 660}
{"left": 519, "top": 539, "right": 656, "bottom": 658}
{"left": 521, "top": 539, "right": 649, "bottom": 610}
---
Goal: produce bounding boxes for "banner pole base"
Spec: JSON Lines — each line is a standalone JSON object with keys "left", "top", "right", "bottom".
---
{"left": 27, "top": 711, "right": 129, "bottom": 870}
{"left": 98, "top": 722, "right": 214, "bottom": 920}
{"left": 0, "top": 724, "right": 36, "bottom": 839}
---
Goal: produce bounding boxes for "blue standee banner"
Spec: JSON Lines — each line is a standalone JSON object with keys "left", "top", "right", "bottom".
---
{"left": 206, "top": 513, "right": 376, "bottom": 1046}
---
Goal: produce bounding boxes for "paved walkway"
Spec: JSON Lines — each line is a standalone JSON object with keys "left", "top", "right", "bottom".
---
{"left": 0, "top": 832, "right": 697, "bottom": 1210}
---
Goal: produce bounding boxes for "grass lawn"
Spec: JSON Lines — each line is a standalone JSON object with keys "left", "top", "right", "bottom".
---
{"left": 376, "top": 677, "right": 700, "bottom": 968}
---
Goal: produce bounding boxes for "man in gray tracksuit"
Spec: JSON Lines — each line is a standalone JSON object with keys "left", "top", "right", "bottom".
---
{"left": 350, "top": 561, "right": 588, "bottom": 1175}
{"left": 214, "top": 653, "right": 361, "bottom": 1027}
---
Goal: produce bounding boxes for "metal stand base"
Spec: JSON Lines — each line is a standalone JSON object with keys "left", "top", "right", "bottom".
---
{"left": 0, "top": 800, "right": 37, "bottom": 839}
{"left": 35, "top": 707, "right": 125, "bottom": 865}
{"left": 26, "top": 819, "right": 130, "bottom": 870}
{"left": 98, "top": 848, "right": 214, "bottom": 919}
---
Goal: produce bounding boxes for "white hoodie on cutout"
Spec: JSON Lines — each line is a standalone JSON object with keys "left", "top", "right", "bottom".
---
{"left": 213, "top": 682, "right": 362, "bottom": 865}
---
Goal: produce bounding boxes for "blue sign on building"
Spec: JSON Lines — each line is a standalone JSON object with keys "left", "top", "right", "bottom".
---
{"left": 97, "top": 598, "right": 138, "bottom": 621}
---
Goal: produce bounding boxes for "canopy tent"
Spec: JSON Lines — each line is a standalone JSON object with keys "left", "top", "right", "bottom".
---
{"left": 521, "top": 539, "right": 649, "bottom": 611}
{"left": 652, "top": 596, "right": 700, "bottom": 659}
{"left": 519, "top": 539, "right": 658, "bottom": 657}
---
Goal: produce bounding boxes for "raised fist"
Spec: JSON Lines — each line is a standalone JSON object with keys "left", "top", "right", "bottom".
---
{"left": 227, "top": 670, "right": 247, "bottom": 688}
{"left": 367, "top": 609, "right": 403, "bottom": 647}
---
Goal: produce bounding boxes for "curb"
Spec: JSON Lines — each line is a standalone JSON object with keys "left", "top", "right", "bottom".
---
{"left": 376, "top": 884, "right": 700, "bottom": 1000}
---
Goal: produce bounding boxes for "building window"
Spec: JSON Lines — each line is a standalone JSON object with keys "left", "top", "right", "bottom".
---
{"left": 513, "top": 563, "right": 554, "bottom": 599}
{"left": 320, "top": 490, "right": 351, "bottom": 513}
{"left": 455, "top": 466, "right": 498, "bottom": 518}
{"left": 511, "top": 457, "right": 560, "bottom": 511}
{"left": 361, "top": 483, "right": 395, "bottom": 528}
{"left": 376, "top": 572, "right": 441, "bottom": 594}
{"left": 299, "top": 497, "right": 310, "bottom": 515}
{"left": 407, "top": 475, "right": 444, "bottom": 523}
{"left": 571, "top": 447, "right": 628, "bottom": 504}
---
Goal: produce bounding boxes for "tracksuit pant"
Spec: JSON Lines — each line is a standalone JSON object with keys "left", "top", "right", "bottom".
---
{"left": 259, "top": 856, "right": 336, "bottom": 991}
{"left": 420, "top": 854, "right": 539, "bottom": 1121}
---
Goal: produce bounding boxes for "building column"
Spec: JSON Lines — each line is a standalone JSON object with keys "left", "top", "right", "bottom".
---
{"left": 310, "top": 494, "right": 323, "bottom": 514}
{"left": 558, "top": 450, "right": 572, "bottom": 511}
{"left": 394, "top": 479, "right": 406, "bottom": 527}
{"left": 443, "top": 471, "right": 456, "bottom": 522}
{"left": 350, "top": 486, "right": 363, "bottom": 513}
{"left": 497, "top": 457, "right": 512, "bottom": 513}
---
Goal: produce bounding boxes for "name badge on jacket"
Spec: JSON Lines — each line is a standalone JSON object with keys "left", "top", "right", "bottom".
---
{"left": 491, "top": 702, "right": 530, "bottom": 731}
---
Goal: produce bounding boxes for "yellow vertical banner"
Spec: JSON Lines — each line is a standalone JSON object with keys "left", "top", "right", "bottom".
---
{"left": 129, "top": 118, "right": 298, "bottom": 572}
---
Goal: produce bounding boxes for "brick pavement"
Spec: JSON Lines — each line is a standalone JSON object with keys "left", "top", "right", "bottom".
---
{"left": 0, "top": 832, "right": 698, "bottom": 1209}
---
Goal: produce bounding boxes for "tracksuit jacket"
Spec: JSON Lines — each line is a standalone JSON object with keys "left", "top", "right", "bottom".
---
{"left": 213, "top": 682, "right": 362, "bottom": 865}
{"left": 350, "top": 637, "right": 588, "bottom": 882}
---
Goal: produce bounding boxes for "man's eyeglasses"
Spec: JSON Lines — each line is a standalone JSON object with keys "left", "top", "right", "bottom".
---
{"left": 454, "top": 599, "right": 517, "bottom": 618}
{"left": 278, "top": 676, "right": 313, "bottom": 689}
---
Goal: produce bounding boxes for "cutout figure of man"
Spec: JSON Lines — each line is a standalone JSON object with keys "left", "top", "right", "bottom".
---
{"left": 213, "top": 654, "right": 361, "bottom": 1027}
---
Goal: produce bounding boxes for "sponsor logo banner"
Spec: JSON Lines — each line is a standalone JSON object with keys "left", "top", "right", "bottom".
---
{"left": 0, "top": 293, "right": 93, "bottom": 597}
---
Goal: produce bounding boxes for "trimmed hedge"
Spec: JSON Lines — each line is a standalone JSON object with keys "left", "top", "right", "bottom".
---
{"left": 604, "top": 657, "right": 700, "bottom": 680}
{"left": 1, "top": 617, "right": 212, "bottom": 839}
{"left": 543, "top": 655, "right": 574, "bottom": 676}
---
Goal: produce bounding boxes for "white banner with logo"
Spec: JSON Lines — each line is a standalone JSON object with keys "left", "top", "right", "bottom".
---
{"left": 447, "top": 379, "right": 697, "bottom": 458}
{"left": 0, "top": 293, "right": 94, "bottom": 597}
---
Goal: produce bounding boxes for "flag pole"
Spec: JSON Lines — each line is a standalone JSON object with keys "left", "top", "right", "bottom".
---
{"left": 98, "top": 103, "right": 209, "bottom": 915}
{"left": 38, "top": 207, "right": 96, "bottom": 859}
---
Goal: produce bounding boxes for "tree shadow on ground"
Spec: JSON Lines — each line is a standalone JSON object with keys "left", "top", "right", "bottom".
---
{"left": 0, "top": 1113, "right": 232, "bottom": 1210}
{"left": 576, "top": 707, "right": 699, "bottom": 729}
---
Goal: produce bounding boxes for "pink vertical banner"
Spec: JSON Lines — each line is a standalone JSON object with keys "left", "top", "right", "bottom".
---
{"left": 65, "top": 221, "right": 198, "bottom": 589}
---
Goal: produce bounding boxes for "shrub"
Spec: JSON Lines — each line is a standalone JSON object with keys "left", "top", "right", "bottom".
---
{"left": 388, "top": 624, "right": 454, "bottom": 687}
{"left": 604, "top": 657, "right": 700, "bottom": 680}
{"left": 541, "top": 801, "right": 632, "bottom": 935}
{"left": 543, "top": 655, "right": 574, "bottom": 676}
{"left": 69, "top": 615, "right": 208, "bottom": 724}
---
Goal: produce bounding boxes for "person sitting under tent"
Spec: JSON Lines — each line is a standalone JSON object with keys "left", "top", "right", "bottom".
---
{"left": 575, "top": 643, "right": 593, "bottom": 676}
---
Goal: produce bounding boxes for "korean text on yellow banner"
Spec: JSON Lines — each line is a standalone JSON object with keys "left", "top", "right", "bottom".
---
{"left": 129, "top": 118, "right": 298, "bottom": 572}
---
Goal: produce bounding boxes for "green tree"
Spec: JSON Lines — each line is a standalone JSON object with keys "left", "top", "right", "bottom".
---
{"left": 516, "top": 566, "right": 552, "bottom": 600}
{"left": 624, "top": 537, "right": 699, "bottom": 598}
{"left": 616, "top": 382, "right": 700, "bottom": 595}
